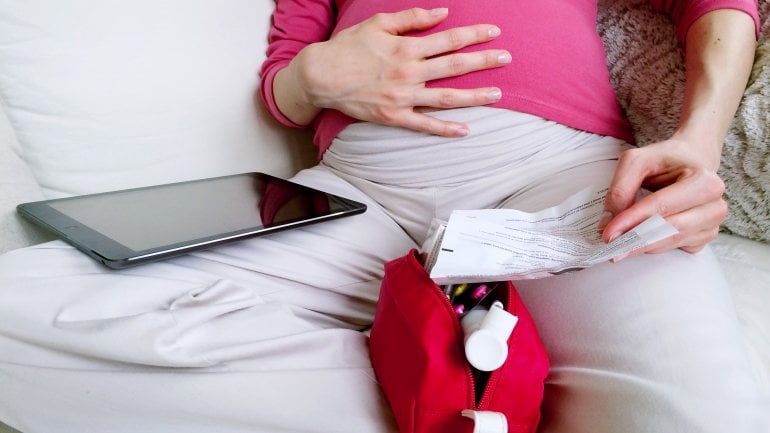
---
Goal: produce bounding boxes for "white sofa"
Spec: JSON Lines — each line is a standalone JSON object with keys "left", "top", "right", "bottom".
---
{"left": 1, "top": 1, "right": 768, "bottom": 432}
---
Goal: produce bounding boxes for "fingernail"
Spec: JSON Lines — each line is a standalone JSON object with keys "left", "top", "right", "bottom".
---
{"left": 610, "top": 253, "right": 629, "bottom": 263}
{"left": 597, "top": 211, "right": 613, "bottom": 232}
{"left": 488, "top": 26, "right": 501, "bottom": 38}
{"left": 487, "top": 89, "right": 502, "bottom": 102}
{"left": 455, "top": 126, "right": 470, "bottom": 136}
{"left": 430, "top": 7, "right": 448, "bottom": 16}
{"left": 498, "top": 53, "right": 512, "bottom": 64}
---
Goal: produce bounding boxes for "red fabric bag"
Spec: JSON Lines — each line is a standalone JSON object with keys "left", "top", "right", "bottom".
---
{"left": 369, "top": 250, "right": 550, "bottom": 433}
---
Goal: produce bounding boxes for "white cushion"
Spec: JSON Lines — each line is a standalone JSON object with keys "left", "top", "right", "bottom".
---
{"left": 0, "top": 96, "right": 54, "bottom": 253}
{"left": 0, "top": 0, "right": 315, "bottom": 199}
{"left": 712, "top": 233, "right": 770, "bottom": 390}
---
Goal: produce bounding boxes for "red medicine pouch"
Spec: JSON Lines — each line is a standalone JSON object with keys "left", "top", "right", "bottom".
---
{"left": 369, "top": 250, "right": 550, "bottom": 433}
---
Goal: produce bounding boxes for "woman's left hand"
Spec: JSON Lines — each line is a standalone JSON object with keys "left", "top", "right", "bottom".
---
{"left": 598, "top": 136, "right": 727, "bottom": 258}
{"left": 598, "top": 9, "right": 756, "bottom": 260}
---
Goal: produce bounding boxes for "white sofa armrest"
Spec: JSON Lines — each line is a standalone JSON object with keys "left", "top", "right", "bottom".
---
{"left": 0, "top": 100, "right": 55, "bottom": 254}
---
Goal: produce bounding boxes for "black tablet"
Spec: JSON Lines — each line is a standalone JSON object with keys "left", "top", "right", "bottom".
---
{"left": 17, "top": 172, "right": 367, "bottom": 269}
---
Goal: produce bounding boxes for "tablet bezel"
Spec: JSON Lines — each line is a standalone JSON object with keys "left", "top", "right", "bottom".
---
{"left": 17, "top": 172, "right": 367, "bottom": 269}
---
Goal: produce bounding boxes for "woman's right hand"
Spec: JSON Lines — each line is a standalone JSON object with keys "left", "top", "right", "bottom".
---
{"left": 273, "top": 7, "right": 511, "bottom": 136}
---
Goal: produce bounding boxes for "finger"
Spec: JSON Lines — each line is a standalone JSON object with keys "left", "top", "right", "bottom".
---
{"left": 611, "top": 195, "right": 725, "bottom": 261}
{"left": 680, "top": 240, "right": 712, "bottom": 254}
{"left": 649, "top": 228, "right": 716, "bottom": 254}
{"left": 607, "top": 188, "right": 725, "bottom": 262}
{"left": 394, "top": 111, "right": 470, "bottom": 137}
{"left": 411, "top": 86, "right": 502, "bottom": 109}
{"left": 415, "top": 24, "right": 504, "bottom": 58}
{"left": 643, "top": 200, "right": 726, "bottom": 253}
{"left": 421, "top": 50, "right": 511, "bottom": 81}
{"left": 599, "top": 148, "right": 649, "bottom": 236}
{"left": 621, "top": 224, "right": 716, "bottom": 259}
{"left": 611, "top": 228, "right": 706, "bottom": 262}
{"left": 370, "top": 7, "right": 450, "bottom": 35}
{"left": 603, "top": 173, "right": 719, "bottom": 243}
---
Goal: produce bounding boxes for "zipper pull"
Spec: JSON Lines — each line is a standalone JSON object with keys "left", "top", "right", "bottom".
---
{"left": 461, "top": 409, "right": 508, "bottom": 433}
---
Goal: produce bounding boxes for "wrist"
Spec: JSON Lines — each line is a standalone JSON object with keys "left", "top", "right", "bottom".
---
{"left": 667, "top": 129, "right": 723, "bottom": 172}
{"left": 273, "top": 46, "right": 324, "bottom": 126}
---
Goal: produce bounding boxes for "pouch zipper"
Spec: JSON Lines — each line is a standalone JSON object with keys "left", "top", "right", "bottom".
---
{"left": 431, "top": 280, "right": 511, "bottom": 410}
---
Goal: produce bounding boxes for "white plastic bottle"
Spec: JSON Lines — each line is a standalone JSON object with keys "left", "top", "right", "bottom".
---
{"left": 460, "top": 301, "right": 518, "bottom": 371}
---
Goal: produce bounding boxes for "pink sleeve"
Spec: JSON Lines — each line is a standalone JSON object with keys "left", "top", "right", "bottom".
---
{"left": 649, "top": 0, "right": 760, "bottom": 44}
{"left": 259, "top": 0, "right": 336, "bottom": 128}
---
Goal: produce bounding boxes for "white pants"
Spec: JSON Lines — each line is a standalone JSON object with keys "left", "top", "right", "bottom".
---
{"left": 1, "top": 108, "right": 768, "bottom": 433}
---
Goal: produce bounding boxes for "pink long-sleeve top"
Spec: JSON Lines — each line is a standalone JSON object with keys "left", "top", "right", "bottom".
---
{"left": 260, "top": 0, "right": 759, "bottom": 158}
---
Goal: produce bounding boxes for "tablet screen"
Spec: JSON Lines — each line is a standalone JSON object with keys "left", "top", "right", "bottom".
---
{"left": 19, "top": 172, "right": 366, "bottom": 267}
{"left": 48, "top": 174, "right": 270, "bottom": 251}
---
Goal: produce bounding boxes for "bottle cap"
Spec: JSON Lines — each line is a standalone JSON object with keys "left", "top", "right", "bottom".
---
{"left": 461, "top": 409, "right": 508, "bottom": 433}
{"left": 481, "top": 303, "right": 518, "bottom": 339}
{"left": 465, "top": 329, "right": 508, "bottom": 371}
{"left": 460, "top": 307, "right": 489, "bottom": 335}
